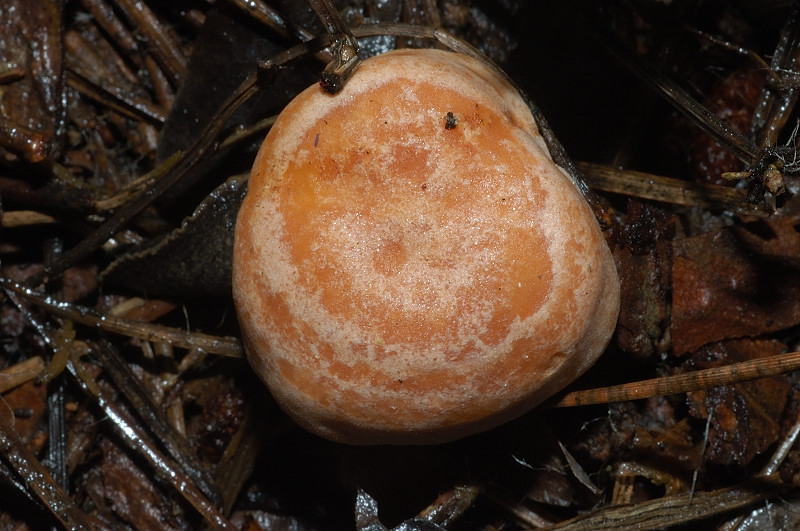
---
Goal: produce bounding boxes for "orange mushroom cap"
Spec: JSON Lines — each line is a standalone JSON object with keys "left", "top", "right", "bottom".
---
{"left": 233, "top": 48, "right": 620, "bottom": 445}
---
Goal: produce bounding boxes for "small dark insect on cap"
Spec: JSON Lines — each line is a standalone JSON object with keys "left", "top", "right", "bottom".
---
{"left": 445, "top": 111, "right": 458, "bottom": 130}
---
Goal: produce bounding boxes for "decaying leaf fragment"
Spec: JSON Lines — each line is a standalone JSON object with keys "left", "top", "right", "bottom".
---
{"left": 101, "top": 174, "right": 247, "bottom": 297}
{"left": 0, "top": 0, "right": 63, "bottom": 163}
{"left": 672, "top": 221, "right": 800, "bottom": 354}
{"left": 685, "top": 339, "right": 790, "bottom": 466}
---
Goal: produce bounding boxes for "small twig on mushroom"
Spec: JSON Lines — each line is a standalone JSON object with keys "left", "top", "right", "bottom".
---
{"left": 308, "top": 0, "right": 361, "bottom": 93}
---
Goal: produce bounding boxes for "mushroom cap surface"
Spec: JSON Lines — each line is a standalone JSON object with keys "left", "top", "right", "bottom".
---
{"left": 233, "top": 48, "right": 620, "bottom": 445}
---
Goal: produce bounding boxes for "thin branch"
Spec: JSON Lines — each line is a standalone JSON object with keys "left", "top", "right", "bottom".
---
{"left": 0, "top": 357, "right": 45, "bottom": 393}
{"left": 549, "top": 478, "right": 786, "bottom": 530}
{"left": 548, "top": 350, "right": 800, "bottom": 408}
{"left": 577, "top": 161, "right": 769, "bottom": 216}
{"left": 1, "top": 279, "right": 243, "bottom": 358}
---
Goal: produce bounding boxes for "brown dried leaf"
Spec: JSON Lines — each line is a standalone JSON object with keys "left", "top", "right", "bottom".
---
{"left": 672, "top": 226, "right": 800, "bottom": 354}
{"left": 686, "top": 339, "right": 789, "bottom": 466}
{"left": 99, "top": 437, "right": 188, "bottom": 530}
{"left": 732, "top": 212, "right": 800, "bottom": 266}
{"left": 610, "top": 399, "right": 701, "bottom": 475}
{"left": 0, "top": 379, "right": 47, "bottom": 450}
{"left": 0, "top": 0, "right": 63, "bottom": 162}
{"left": 101, "top": 174, "right": 246, "bottom": 297}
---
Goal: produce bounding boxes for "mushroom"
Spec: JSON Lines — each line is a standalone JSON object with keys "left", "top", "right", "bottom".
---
{"left": 233, "top": 48, "right": 620, "bottom": 445}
